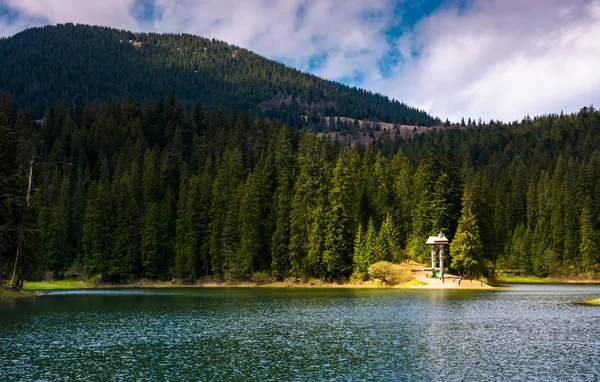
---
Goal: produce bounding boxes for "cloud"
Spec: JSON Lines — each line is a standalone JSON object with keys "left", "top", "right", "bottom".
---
{"left": 148, "top": 0, "right": 393, "bottom": 80}
{"left": 0, "top": 0, "right": 140, "bottom": 35}
{"left": 377, "top": 0, "right": 600, "bottom": 122}
{"left": 1, "top": 0, "right": 599, "bottom": 122}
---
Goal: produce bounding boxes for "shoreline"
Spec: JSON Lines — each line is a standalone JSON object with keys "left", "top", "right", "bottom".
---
{"left": 0, "top": 287, "right": 42, "bottom": 299}
{"left": 22, "top": 275, "right": 495, "bottom": 291}
{"left": 495, "top": 275, "right": 600, "bottom": 284}
{"left": 13, "top": 267, "right": 599, "bottom": 294}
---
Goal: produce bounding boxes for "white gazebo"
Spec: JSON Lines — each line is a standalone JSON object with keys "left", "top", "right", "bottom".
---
{"left": 425, "top": 232, "right": 449, "bottom": 277}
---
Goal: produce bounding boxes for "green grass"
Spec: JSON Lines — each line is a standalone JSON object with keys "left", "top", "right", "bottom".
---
{"left": 496, "top": 274, "right": 600, "bottom": 284}
{"left": 496, "top": 275, "right": 566, "bottom": 284}
{"left": 23, "top": 280, "right": 94, "bottom": 290}
{"left": 402, "top": 278, "right": 427, "bottom": 287}
{"left": 0, "top": 287, "right": 39, "bottom": 299}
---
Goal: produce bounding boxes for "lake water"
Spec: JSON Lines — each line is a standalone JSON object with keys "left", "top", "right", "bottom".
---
{"left": 1, "top": 285, "right": 599, "bottom": 381}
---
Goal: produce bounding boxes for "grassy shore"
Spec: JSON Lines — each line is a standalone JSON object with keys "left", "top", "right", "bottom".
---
{"left": 23, "top": 280, "right": 95, "bottom": 290}
{"left": 584, "top": 298, "right": 600, "bottom": 306}
{"left": 496, "top": 274, "right": 600, "bottom": 284}
{"left": 20, "top": 277, "right": 429, "bottom": 291}
{"left": 0, "top": 287, "right": 40, "bottom": 299}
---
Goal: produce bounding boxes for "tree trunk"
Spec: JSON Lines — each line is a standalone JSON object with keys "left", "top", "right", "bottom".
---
{"left": 0, "top": 254, "right": 4, "bottom": 287}
{"left": 10, "top": 154, "right": 34, "bottom": 290}
{"left": 10, "top": 240, "right": 21, "bottom": 289}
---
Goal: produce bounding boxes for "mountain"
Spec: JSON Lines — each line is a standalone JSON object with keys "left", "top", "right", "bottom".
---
{"left": 0, "top": 23, "right": 438, "bottom": 126}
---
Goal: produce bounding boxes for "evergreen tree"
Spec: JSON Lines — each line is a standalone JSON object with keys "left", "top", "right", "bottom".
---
{"left": 270, "top": 127, "right": 295, "bottom": 279}
{"left": 450, "top": 187, "right": 483, "bottom": 274}
{"left": 141, "top": 201, "right": 163, "bottom": 279}
{"left": 579, "top": 198, "right": 598, "bottom": 274}
{"left": 289, "top": 132, "right": 329, "bottom": 278}
{"left": 322, "top": 154, "right": 353, "bottom": 280}
{"left": 407, "top": 149, "right": 440, "bottom": 261}
{"left": 351, "top": 223, "right": 368, "bottom": 281}
{"left": 238, "top": 172, "right": 261, "bottom": 279}
{"left": 175, "top": 169, "right": 191, "bottom": 280}
{"left": 377, "top": 214, "right": 399, "bottom": 262}
{"left": 82, "top": 181, "right": 113, "bottom": 278}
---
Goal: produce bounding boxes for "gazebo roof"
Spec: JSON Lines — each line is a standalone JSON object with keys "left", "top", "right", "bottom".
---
{"left": 434, "top": 236, "right": 448, "bottom": 244}
{"left": 426, "top": 236, "right": 438, "bottom": 245}
{"left": 426, "top": 232, "right": 448, "bottom": 245}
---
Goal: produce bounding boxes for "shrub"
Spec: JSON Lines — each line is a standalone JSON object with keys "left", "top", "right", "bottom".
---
{"left": 368, "top": 261, "right": 412, "bottom": 286}
{"left": 251, "top": 271, "right": 272, "bottom": 285}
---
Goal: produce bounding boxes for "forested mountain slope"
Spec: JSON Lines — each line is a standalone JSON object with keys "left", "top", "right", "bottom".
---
{"left": 1, "top": 92, "right": 599, "bottom": 284}
{"left": 0, "top": 24, "right": 437, "bottom": 127}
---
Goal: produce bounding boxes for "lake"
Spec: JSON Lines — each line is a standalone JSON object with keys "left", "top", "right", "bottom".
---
{"left": 1, "top": 285, "right": 599, "bottom": 381}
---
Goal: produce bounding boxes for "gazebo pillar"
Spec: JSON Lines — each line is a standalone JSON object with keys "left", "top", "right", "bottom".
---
{"left": 439, "top": 244, "right": 444, "bottom": 277}
{"left": 426, "top": 234, "right": 447, "bottom": 278}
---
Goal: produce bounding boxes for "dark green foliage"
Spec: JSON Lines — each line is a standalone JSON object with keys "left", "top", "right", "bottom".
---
{"left": 450, "top": 187, "right": 483, "bottom": 272}
{"left": 2, "top": 91, "right": 600, "bottom": 283}
{"left": 0, "top": 24, "right": 438, "bottom": 127}
{"left": 322, "top": 152, "right": 355, "bottom": 280}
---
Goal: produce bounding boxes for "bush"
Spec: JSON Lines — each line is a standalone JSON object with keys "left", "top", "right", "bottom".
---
{"left": 368, "top": 261, "right": 412, "bottom": 286}
{"left": 251, "top": 271, "right": 272, "bottom": 284}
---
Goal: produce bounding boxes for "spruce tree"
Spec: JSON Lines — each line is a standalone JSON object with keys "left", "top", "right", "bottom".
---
{"left": 579, "top": 198, "right": 598, "bottom": 274}
{"left": 238, "top": 172, "right": 261, "bottom": 279}
{"left": 450, "top": 187, "right": 483, "bottom": 274}
{"left": 141, "top": 201, "right": 162, "bottom": 279}
{"left": 270, "top": 127, "right": 295, "bottom": 279}
{"left": 351, "top": 223, "right": 367, "bottom": 281}
{"left": 322, "top": 155, "right": 353, "bottom": 280}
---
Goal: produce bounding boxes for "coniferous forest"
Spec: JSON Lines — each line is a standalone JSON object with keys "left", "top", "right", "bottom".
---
{"left": 1, "top": 90, "right": 600, "bottom": 285}
{"left": 0, "top": 24, "right": 437, "bottom": 127}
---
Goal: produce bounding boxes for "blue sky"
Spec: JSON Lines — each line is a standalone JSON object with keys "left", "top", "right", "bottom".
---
{"left": 1, "top": 0, "right": 599, "bottom": 122}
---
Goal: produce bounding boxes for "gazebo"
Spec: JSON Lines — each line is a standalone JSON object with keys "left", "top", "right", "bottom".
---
{"left": 425, "top": 232, "right": 449, "bottom": 278}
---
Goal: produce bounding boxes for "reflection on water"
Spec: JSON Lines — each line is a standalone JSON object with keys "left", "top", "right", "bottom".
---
{"left": 1, "top": 285, "right": 599, "bottom": 381}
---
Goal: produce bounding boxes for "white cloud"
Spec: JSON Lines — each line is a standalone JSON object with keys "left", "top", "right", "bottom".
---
{"left": 0, "top": 0, "right": 140, "bottom": 35}
{"left": 375, "top": 0, "right": 600, "bottom": 122}
{"left": 149, "top": 0, "right": 393, "bottom": 80}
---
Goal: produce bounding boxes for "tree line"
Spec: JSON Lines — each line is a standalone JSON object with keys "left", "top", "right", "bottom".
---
{"left": 1, "top": 93, "right": 599, "bottom": 285}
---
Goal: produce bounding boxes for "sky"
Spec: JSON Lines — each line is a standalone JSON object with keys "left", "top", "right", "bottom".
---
{"left": 1, "top": 0, "right": 599, "bottom": 122}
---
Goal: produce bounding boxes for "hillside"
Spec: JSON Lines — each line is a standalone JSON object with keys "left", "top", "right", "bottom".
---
{"left": 0, "top": 24, "right": 438, "bottom": 127}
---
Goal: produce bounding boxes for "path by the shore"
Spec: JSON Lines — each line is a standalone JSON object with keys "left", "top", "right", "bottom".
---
{"left": 407, "top": 263, "right": 492, "bottom": 289}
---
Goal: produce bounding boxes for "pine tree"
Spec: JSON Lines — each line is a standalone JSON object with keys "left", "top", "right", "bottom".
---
{"left": 238, "top": 172, "right": 261, "bottom": 279}
{"left": 579, "top": 198, "right": 598, "bottom": 274}
{"left": 270, "top": 127, "right": 295, "bottom": 279}
{"left": 390, "top": 151, "right": 413, "bottom": 247}
{"left": 82, "top": 181, "right": 113, "bottom": 278}
{"left": 112, "top": 171, "right": 141, "bottom": 280}
{"left": 141, "top": 201, "right": 163, "bottom": 279}
{"left": 175, "top": 169, "right": 191, "bottom": 280}
{"left": 208, "top": 149, "right": 243, "bottom": 278}
{"left": 322, "top": 154, "right": 353, "bottom": 280}
{"left": 450, "top": 187, "right": 483, "bottom": 274}
{"left": 351, "top": 223, "right": 368, "bottom": 280}
{"left": 306, "top": 205, "right": 325, "bottom": 279}
{"left": 377, "top": 213, "right": 399, "bottom": 262}
{"left": 363, "top": 218, "right": 377, "bottom": 270}
{"left": 289, "top": 132, "right": 329, "bottom": 278}
{"left": 408, "top": 149, "right": 440, "bottom": 261}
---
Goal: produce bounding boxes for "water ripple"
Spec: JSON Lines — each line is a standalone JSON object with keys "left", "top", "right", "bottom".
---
{"left": 1, "top": 286, "right": 599, "bottom": 381}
